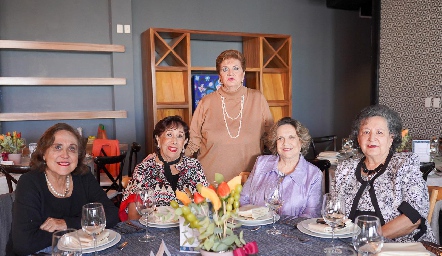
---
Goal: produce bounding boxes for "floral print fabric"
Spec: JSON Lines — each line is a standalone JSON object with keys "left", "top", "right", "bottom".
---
{"left": 333, "top": 152, "right": 436, "bottom": 242}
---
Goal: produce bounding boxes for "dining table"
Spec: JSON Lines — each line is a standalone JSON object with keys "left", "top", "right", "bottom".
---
{"left": 86, "top": 217, "right": 356, "bottom": 256}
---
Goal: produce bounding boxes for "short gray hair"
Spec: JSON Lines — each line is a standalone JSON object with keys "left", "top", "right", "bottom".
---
{"left": 350, "top": 104, "right": 402, "bottom": 152}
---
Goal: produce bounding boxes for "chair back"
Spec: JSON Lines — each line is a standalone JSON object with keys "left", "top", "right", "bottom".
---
{"left": 428, "top": 186, "right": 442, "bottom": 222}
{"left": 127, "top": 142, "right": 141, "bottom": 177}
{"left": 307, "top": 159, "right": 331, "bottom": 194}
{"left": 310, "top": 135, "right": 337, "bottom": 159}
{"left": 92, "top": 139, "right": 120, "bottom": 177}
{"left": 0, "top": 165, "right": 30, "bottom": 193}
{"left": 0, "top": 192, "right": 15, "bottom": 256}
{"left": 421, "top": 162, "right": 436, "bottom": 181}
{"left": 94, "top": 152, "right": 127, "bottom": 203}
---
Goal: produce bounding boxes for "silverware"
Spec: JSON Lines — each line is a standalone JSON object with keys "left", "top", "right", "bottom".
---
{"left": 250, "top": 226, "right": 261, "bottom": 231}
{"left": 281, "top": 234, "right": 310, "bottom": 243}
{"left": 117, "top": 241, "right": 128, "bottom": 250}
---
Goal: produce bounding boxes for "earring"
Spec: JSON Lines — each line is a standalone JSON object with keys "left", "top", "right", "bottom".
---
{"left": 182, "top": 148, "right": 185, "bottom": 153}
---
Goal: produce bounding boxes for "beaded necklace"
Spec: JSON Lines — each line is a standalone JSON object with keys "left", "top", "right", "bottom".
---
{"left": 361, "top": 162, "right": 384, "bottom": 180}
{"left": 221, "top": 95, "right": 244, "bottom": 139}
{"left": 45, "top": 172, "right": 70, "bottom": 197}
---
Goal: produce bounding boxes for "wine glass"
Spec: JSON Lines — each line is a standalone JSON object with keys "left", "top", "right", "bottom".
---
{"left": 322, "top": 193, "right": 348, "bottom": 255}
{"left": 430, "top": 136, "right": 439, "bottom": 162}
{"left": 135, "top": 189, "right": 157, "bottom": 242}
{"left": 342, "top": 138, "right": 353, "bottom": 158}
{"left": 52, "top": 228, "right": 82, "bottom": 256}
{"left": 264, "top": 181, "right": 284, "bottom": 235}
{"left": 352, "top": 215, "right": 384, "bottom": 255}
{"left": 81, "top": 202, "right": 106, "bottom": 255}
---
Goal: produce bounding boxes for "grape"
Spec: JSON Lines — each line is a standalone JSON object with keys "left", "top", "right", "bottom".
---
{"left": 190, "top": 219, "right": 200, "bottom": 228}
{"left": 186, "top": 212, "right": 197, "bottom": 223}
{"left": 170, "top": 200, "right": 179, "bottom": 209}
{"left": 227, "top": 197, "right": 234, "bottom": 205}
{"left": 182, "top": 206, "right": 191, "bottom": 215}
{"left": 235, "top": 184, "right": 243, "bottom": 194}
{"left": 233, "top": 193, "right": 240, "bottom": 201}
{"left": 226, "top": 204, "right": 233, "bottom": 212}
{"left": 233, "top": 201, "right": 240, "bottom": 209}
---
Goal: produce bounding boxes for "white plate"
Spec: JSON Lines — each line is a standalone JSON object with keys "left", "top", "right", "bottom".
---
{"left": 297, "top": 219, "right": 353, "bottom": 238}
{"left": 139, "top": 217, "right": 179, "bottom": 228}
{"left": 59, "top": 229, "right": 121, "bottom": 253}
{"left": 234, "top": 213, "right": 280, "bottom": 226}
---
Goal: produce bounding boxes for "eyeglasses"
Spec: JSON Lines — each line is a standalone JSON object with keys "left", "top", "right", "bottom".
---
{"left": 50, "top": 143, "right": 78, "bottom": 153}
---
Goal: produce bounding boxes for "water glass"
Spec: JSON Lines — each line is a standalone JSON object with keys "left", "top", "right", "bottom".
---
{"left": 264, "top": 180, "right": 284, "bottom": 235}
{"left": 342, "top": 138, "right": 354, "bottom": 157}
{"left": 28, "top": 142, "right": 37, "bottom": 157}
{"left": 352, "top": 215, "right": 384, "bottom": 255}
{"left": 52, "top": 228, "right": 82, "bottom": 256}
{"left": 322, "top": 193, "right": 350, "bottom": 255}
{"left": 81, "top": 202, "right": 106, "bottom": 255}
{"left": 135, "top": 189, "right": 156, "bottom": 242}
{"left": 430, "top": 136, "right": 439, "bottom": 161}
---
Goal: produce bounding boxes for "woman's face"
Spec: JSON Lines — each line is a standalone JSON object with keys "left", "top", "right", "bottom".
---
{"left": 44, "top": 130, "right": 79, "bottom": 177}
{"left": 358, "top": 116, "right": 394, "bottom": 160}
{"left": 276, "top": 124, "right": 302, "bottom": 160}
{"left": 156, "top": 125, "right": 188, "bottom": 162}
{"left": 218, "top": 58, "right": 245, "bottom": 91}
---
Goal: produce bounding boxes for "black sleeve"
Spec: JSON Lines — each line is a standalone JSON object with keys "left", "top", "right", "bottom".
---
{"left": 397, "top": 201, "right": 426, "bottom": 241}
{"left": 12, "top": 172, "right": 52, "bottom": 256}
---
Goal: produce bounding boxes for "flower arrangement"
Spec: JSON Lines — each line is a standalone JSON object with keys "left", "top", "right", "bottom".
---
{"left": 172, "top": 173, "right": 257, "bottom": 254}
{"left": 0, "top": 131, "right": 26, "bottom": 154}
{"left": 396, "top": 129, "right": 412, "bottom": 152}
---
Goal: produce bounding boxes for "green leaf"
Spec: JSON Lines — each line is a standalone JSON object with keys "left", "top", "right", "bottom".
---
{"left": 221, "top": 234, "right": 237, "bottom": 246}
{"left": 214, "top": 242, "right": 229, "bottom": 252}
{"left": 214, "top": 227, "right": 223, "bottom": 234}
{"left": 215, "top": 173, "right": 225, "bottom": 184}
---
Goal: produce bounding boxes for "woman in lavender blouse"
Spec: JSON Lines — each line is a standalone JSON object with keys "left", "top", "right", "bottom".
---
{"left": 240, "top": 117, "right": 323, "bottom": 218}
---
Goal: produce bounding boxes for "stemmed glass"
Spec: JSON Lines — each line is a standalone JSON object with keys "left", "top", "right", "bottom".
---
{"left": 264, "top": 180, "right": 284, "bottom": 235}
{"left": 81, "top": 202, "right": 106, "bottom": 255}
{"left": 430, "top": 136, "right": 439, "bottom": 162}
{"left": 352, "top": 215, "right": 384, "bottom": 255}
{"left": 322, "top": 193, "right": 349, "bottom": 255}
{"left": 342, "top": 138, "right": 353, "bottom": 158}
{"left": 135, "top": 189, "right": 157, "bottom": 242}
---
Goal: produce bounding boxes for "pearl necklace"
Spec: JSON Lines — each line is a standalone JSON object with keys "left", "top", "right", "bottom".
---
{"left": 221, "top": 95, "right": 244, "bottom": 139}
{"left": 45, "top": 172, "right": 70, "bottom": 197}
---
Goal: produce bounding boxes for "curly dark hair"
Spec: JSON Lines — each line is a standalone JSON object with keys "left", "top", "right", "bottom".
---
{"left": 30, "top": 123, "right": 88, "bottom": 174}
{"left": 350, "top": 104, "right": 402, "bottom": 152}
{"left": 266, "top": 117, "right": 311, "bottom": 156}
{"left": 215, "top": 49, "right": 246, "bottom": 75}
{"left": 153, "top": 115, "right": 190, "bottom": 154}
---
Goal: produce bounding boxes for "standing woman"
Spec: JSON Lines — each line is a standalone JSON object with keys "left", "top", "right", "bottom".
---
{"left": 11, "top": 123, "right": 119, "bottom": 255}
{"left": 186, "top": 49, "right": 274, "bottom": 182}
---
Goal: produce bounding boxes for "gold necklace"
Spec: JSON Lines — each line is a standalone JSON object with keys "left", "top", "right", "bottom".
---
{"left": 221, "top": 95, "right": 244, "bottom": 139}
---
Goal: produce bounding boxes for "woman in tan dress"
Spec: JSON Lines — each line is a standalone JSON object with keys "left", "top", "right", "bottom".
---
{"left": 185, "top": 49, "right": 274, "bottom": 182}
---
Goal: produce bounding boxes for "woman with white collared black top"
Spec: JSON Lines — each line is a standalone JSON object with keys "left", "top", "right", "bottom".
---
{"left": 333, "top": 104, "right": 436, "bottom": 243}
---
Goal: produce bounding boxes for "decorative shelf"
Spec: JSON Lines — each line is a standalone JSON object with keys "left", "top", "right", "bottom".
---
{"left": 0, "top": 40, "right": 125, "bottom": 52}
{"left": 0, "top": 111, "right": 127, "bottom": 121}
{"left": 0, "top": 77, "right": 126, "bottom": 86}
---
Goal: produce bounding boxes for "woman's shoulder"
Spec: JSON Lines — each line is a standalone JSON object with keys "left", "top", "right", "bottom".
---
{"left": 255, "top": 155, "right": 278, "bottom": 168}
{"left": 180, "top": 155, "right": 203, "bottom": 168}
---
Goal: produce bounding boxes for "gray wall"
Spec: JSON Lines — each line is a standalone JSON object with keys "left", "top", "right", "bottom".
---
{"left": 0, "top": 0, "right": 371, "bottom": 157}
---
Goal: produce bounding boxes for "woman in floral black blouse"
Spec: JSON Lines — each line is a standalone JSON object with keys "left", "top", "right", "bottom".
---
{"left": 119, "top": 116, "right": 208, "bottom": 221}
{"left": 333, "top": 104, "right": 435, "bottom": 243}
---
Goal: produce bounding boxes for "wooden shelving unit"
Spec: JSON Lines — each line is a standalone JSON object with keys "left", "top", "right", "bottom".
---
{"left": 141, "top": 28, "right": 292, "bottom": 152}
{"left": 0, "top": 39, "right": 127, "bottom": 121}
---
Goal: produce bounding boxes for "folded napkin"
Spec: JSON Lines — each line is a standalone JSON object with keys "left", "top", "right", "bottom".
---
{"left": 318, "top": 151, "right": 340, "bottom": 158}
{"left": 307, "top": 219, "right": 352, "bottom": 233}
{"left": 378, "top": 243, "right": 430, "bottom": 256}
{"left": 238, "top": 205, "right": 269, "bottom": 219}
{"left": 66, "top": 229, "right": 110, "bottom": 249}
{"left": 150, "top": 239, "right": 171, "bottom": 256}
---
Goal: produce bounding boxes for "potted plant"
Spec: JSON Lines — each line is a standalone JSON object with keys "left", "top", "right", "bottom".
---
{"left": 0, "top": 131, "right": 26, "bottom": 163}
{"left": 172, "top": 174, "right": 258, "bottom": 255}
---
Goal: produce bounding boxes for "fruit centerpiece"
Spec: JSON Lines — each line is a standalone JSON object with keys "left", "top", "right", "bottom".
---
{"left": 172, "top": 174, "right": 258, "bottom": 255}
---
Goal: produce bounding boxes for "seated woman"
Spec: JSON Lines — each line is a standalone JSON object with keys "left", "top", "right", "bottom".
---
{"left": 333, "top": 104, "right": 435, "bottom": 242}
{"left": 240, "top": 117, "right": 323, "bottom": 218}
{"left": 12, "top": 123, "right": 119, "bottom": 256}
{"left": 119, "top": 115, "right": 208, "bottom": 221}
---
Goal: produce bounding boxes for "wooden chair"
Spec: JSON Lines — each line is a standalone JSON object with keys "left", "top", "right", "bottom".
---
{"left": 421, "top": 162, "right": 436, "bottom": 181}
{"left": 428, "top": 186, "right": 442, "bottom": 222}
{"left": 0, "top": 165, "right": 31, "bottom": 193}
{"left": 94, "top": 152, "right": 127, "bottom": 204}
{"left": 307, "top": 159, "right": 331, "bottom": 194}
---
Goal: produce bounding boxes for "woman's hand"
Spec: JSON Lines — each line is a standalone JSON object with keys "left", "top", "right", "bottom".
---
{"left": 40, "top": 217, "right": 67, "bottom": 232}
{"left": 382, "top": 214, "right": 421, "bottom": 239}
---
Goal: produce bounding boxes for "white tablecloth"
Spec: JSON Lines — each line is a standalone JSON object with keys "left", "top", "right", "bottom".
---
{"left": 425, "top": 156, "right": 442, "bottom": 186}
